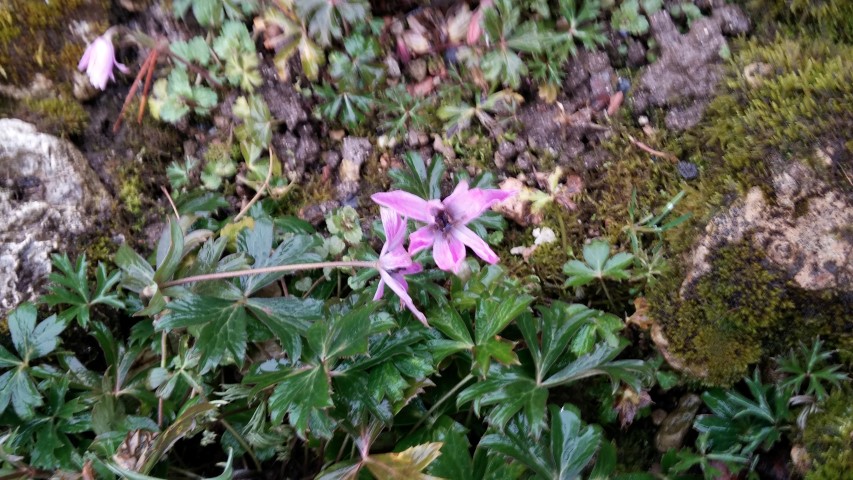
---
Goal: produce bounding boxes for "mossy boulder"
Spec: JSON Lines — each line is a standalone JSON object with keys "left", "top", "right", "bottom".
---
{"left": 650, "top": 160, "right": 852, "bottom": 386}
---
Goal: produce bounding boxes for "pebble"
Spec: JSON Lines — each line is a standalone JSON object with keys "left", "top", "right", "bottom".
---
{"left": 677, "top": 161, "right": 699, "bottom": 180}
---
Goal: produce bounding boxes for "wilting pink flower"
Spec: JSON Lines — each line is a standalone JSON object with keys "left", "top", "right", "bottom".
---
{"left": 372, "top": 181, "right": 513, "bottom": 274}
{"left": 78, "top": 30, "right": 129, "bottom": 90}
{"left": 467, "top": 0, "right": 494, "bottom": 45}
{"left": 375, "top": 207, "right": 427, "bottom": 325}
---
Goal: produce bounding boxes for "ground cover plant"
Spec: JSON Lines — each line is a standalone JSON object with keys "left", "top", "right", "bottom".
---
{"left": 0, "top": 0, "right": 851, "bottom": 479}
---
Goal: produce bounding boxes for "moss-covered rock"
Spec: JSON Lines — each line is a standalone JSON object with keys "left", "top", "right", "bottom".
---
{"left": 803, "top": 387, "right": 853, "bottom": 479}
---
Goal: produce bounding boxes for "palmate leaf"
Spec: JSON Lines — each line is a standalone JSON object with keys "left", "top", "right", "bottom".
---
{"left": 328, "top": 34, "right": 384, "bottom": 90}
{"left": 14, "top": 377, "right": 90, "bottom": 470}
{"left": 43, "top": 254, "right": 124, "bottom": 327}
{"left": 480, "top": 0, "right": 546, "bottom": 88}
{"left": 479, "top": 405, "right": 601, "bottom": 480}
{"left": 777, "top": 338, "right": 848, "bottom": 402}
{"left": 315, "top": 84, "right": 375, "bottom": 129}
{"left": 397, "top": 416, "right": 472, "bottom": 479}
{"left": 296, "top": 0, "right": 369, "bottom": 46}
{"left": 694, "top": 369, "right": 792, "bottom": 455}
{"left": 157, "top": 294, "right": 323, "bottom": 373}
{"left": 563, "top": 240, "right": 634, "bottom": 287}
{"left": 0, "top": 303, "right": 64, "bottom": 419}
{"left": 263, "top": 5, "right": 325, "bottom": 81}
{"left": 472, "top": 294, "right": 533, "bottom": 372}
{"left": 237, "top": 218, "right": 320, "bottom": 295}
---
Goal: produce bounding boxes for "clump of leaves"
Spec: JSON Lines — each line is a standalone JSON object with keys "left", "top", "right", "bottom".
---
{"left": 479, "top": 0, "right": 547, "bottom": 89}
{"left": 0, "top": 303, "right": 64, "bottom": 419}
{"left": 43, "top": 253, "right": 124, "bottom": 327}
{"left": 148, "top": 68, "right": 218, "bottom": 123}
{"left": 326, "top": 205, "right": 363, "bottom": 245}
{"left": 777, "top": 338, "right": 847, "bottom": 404}
{"left": 437, "top": 88, "right": 522, "bottom": 137}
{"left": 295, "top": 0, "right": 370, "bottom": 46}
{"left": 611, "top": 0, "right": 662, "bottom": 36}
{"left": 379, "top": 85, "right": 430, "bottom": 140}
{"left": 259, "top": 2, "right": 325, "bottom": 81}
{"left": 212, "top": 21, "right": 263, "bottom": 92}
{"left": 172, "top": 0, "right": 258, "bottom": 27}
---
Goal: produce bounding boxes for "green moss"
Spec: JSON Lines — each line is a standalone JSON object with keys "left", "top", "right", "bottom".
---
{"left": 18, "top": 96, "right": 89, "bottom": 137}
{"left": 119, "top": 167, "right": 144, "bottom": 218}
{"left": 803, "top": 387, "right": 853, "bottom": 479}
{"left": 680, "top": 37, "right": 853, "bottom": 190}
{"left": 747, "top": 0, "right": 853, "bottom": 42}
{"left": 650, "top": 239, "right": 852, "bottom": 386}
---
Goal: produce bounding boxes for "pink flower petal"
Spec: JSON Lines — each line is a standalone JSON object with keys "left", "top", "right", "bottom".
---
{"left": 372, "top": 191, "right": 436, "bottom": 223}
{"left": 380, "top": 207, "right": 407, "bottom": 253}
{"left": 433, "top": 233, "right": 466, "bottom": 272}
{"left": 408, "top": 225, "right": 436, "bottom": 256}
{"left": 379, "top": 248, "right": 413, "bottom": 271}
{"left": 379, "top": 270, "right": 427, "bottom": 325}
{"left": 78, "top": 43, "right": 93, "bottom": 71}
{"left": 452, "top": 225, "right": 499, "bottom": 264}
{"left": 373, "top": 278, "right": 386, "bottom": 300}
{"left": 445, "top": 186, "right": 514, "bottom": 225}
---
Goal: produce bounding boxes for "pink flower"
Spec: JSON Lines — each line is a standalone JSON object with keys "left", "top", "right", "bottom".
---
{"left": 375, "top": 207, "right": 427, "bottom": 325}
{"left": 372, "top": 181, "right": 513, "bottom": 274}
{"left": 78, "top": 31, "right": 129, "bottom": 90}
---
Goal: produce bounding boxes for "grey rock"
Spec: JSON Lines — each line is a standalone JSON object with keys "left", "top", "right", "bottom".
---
{"left": 676, "top": 161, "right": 699, "bottom": 180}
{"left": 626, "top": 38, "right": 647, "bottom": 67}
{"left": 655, "top": 394, "right": 702, "bottom": 452}
{"left": 713, "top": 4, "right": 751, "bottom": 36}
{"left": 665, "top": 101, "right": 709, "bottom": 131}
{"left": 407, "top": 59, "right": 428, "bottom": 82}
{"left": 0, "top": 119, "right": 110, "bottom": 316}
{"left": 260, "top": 64, "right": 308, "bottom": 131}
{"left": 337, "top": 137, "right": 373, "bottom": 200}
{"left": 682, "top": 162, "right": 853, "bottom": 294}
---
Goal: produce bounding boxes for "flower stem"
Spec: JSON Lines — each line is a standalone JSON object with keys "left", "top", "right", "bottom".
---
{"left": 162, "top": 260, "right": 379, "bottom": 288}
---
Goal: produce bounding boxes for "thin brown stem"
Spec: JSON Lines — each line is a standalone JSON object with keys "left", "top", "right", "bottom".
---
{"left": 160, "top": 185, "right": 180, "bottom": 219}
{"left": 233, "top": 148, "right": 275, "bottom": 222}
{"left": 161, "top": 260, "right": 379, "bottom": 288}
{"left": 113, "top": 50, "right": 156, "bottom": 133}
{"left": 627, "top": 135, "right": 678, "bottom": 163}
{"left": 137, "top": 48, "right": 159, "bottom": 124}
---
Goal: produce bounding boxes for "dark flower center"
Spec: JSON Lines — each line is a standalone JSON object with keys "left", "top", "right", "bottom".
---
{"left": 434, "top": 210, "right": 454, "bottom": 233}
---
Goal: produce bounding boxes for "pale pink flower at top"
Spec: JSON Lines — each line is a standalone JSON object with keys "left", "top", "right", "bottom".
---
{"left": 372, "top": 181, "right": 514, "bottom": 274}
{"left": 78, "top": 30, "right": 129, "bottom": 90}
{"left": 375, "top": 207, "right": 427, "bottom": 325}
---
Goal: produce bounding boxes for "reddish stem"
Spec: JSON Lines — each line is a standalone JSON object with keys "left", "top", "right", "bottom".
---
{"left": 137, "top": 48, "right": 159, "bottom": 124}
{"left": 113, "top": 50, "right": 156, "bottom": 133}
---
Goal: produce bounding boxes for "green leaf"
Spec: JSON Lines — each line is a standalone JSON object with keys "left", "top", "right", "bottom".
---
{"left": 550, "top": 404, "right": 602, "bottom": 479}
{"left": 170, "top": 36, "right": 211, "bottom": 65}
{"left": 268, "top": 365, "right": 333, "bottom": 437}
{"left": 247, "top": 296, "right": 324, "bottom": 360}
{"left": 8, "top": 303, "right": 64, "bottom": 362}
{"left": 157, "top": 295, "right": 248, "bottom": 372}
{"left": 474, "top": 295, "right": 533, "bottom": 345}
{"left": 364, "top": 442, "right": 444, "bottom": 480}
{"left": 107, "top": 448, "right": 234, "bottom": 480}
{"left": 479, "top": 405, "right": 601, "bottom": 480}
{"left": 296, "top": 0, "right": 369, "bottom": 46}
{"left": 116, "top": 243, "right": 156, "bottom": 294}
{"left": 563, "top": 240, "right": 633, "bottom": 287}
{"left": 306, "top": 303, "right": 374, "bottom": 362}
{"left": 44, "top": 254, "right": 124, "bottom": 327}
{"left": 237, "top": 219, "right": 320, "bottom": 295}
{"left": 458, "top": 366, "right": 547, "bottom": 436}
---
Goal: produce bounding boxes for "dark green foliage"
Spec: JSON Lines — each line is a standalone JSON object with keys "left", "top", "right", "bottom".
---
{"left": 695, "top": 369, "right": 793, "bottom": 456}
{"left": 479, "top": 404, "right": 602, "bottom": 479}
{"left": 777, "top": 338, "right": 848, "bottom": 403}
{"left": 43, "top": 254, "right": 124, "bottom": 327}
{"left": 480, "top": 0, "right": 547, "bottom": 88}
{"left": 0, "top": 303, "right": 64, "bottom": 419}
